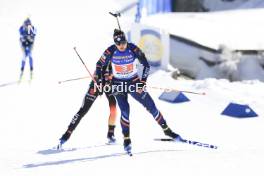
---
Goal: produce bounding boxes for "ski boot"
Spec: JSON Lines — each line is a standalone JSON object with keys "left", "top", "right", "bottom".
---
{"left": 57, "top": 130, "right": 72, "bottom": 150}
{"left": 18, "top": 71, "right": 24, "bottom": 84}
{"left": 107, "top": 133, "right": 116, "bottom": 144}
{"left": 162, "top": 124, "right": 183, "bottom": 142}
{"left": 124, "top": 138, "right": 132, "bottom": 156}
{"left": 29, "top": 70, "right": 33, "bottom": 83}
{"left": 57, "top": 139, "right": 66, "bottom": 150}
{"left": 107, "top": 125, "right": 116, "bottom": 144}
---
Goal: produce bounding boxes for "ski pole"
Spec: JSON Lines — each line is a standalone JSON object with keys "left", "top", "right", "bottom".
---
{"left": 73, "top": 47, "right": 100, "bottom": 89}
{"left": 58, "top": 76, "right": 90, "bottom": 84}
{"left": 109, "top": 12, "right": 121, "bottom": 30}
{"left": 147, "top": 86, "right": 206, "bottom": 95}
{"left": 57, "top": 74, "right": 206, "bottom": 95}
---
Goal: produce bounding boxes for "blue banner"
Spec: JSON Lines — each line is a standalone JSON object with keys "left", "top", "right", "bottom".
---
{"left": 139, "top": 0, "right": 172, "bottom": 15}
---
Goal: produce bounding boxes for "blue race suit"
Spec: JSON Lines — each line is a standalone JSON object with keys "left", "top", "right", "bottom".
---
{"left": 96, "top": 43, "right": 168, "bottom": 138}
{"left": 19, "top": 23, "right": 36, "bottom": 72}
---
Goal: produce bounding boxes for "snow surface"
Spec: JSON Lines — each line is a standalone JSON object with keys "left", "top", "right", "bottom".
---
{"left": 1, "top": 1, "right": 264, "bottom": 176}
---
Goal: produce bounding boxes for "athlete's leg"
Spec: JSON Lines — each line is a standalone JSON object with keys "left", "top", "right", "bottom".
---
{"left": 60, "top": 85, "right": 98, "bottom": 143}
{"left": 105, "top": 92, "right": 117, "bottom": 142}
{"left": 115, "top": 93, "right": 131, "bottom": 149}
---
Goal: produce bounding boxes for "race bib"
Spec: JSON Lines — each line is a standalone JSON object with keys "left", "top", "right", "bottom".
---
{"left": 114, "top": 64, "right": 133, "bottom": 74}
{"left": 112, "top": 62, "right": 137, "bottom": 79}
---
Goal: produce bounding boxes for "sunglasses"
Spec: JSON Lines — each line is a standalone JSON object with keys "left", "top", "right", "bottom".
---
{"left": 115, "top": 41, "right": 127, "bottom": 46}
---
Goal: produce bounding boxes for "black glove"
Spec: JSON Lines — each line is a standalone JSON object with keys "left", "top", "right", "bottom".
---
{"left": 136, "top": 80, "right": 146, "bottom": 93}
{"left": 26, "top": 36, "right": 34, "bottom": 43}
{"left": 20, "top": 37, "right": 26, "bottom": 43}
{"left": 94, "top": 78, "right": 103, "bottom": 96}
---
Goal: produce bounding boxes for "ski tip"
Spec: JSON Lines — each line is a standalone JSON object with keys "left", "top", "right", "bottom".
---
{"left": 125, "top": 149, "right": 133, "bottom": 156}
{"left": 127, "top": 152, "right": 133, "bottom": 156}
{"left": 210, "top": 145, "right": 218, "bottom": 149}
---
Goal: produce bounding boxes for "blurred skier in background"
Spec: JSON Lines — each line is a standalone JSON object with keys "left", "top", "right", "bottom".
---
{"left": 57, "top": 69, "right": 117, "bottom": 149}
{"left": 19, "top": 18, "right": 36, "bottom": 82}
{"left": 95, "top": 29, "right": 182, "bottom": 154}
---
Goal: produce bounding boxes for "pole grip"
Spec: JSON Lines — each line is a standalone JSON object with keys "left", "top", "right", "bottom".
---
{"left": 109, "top": 12, "right": 121, "bottom": 17}
{"left": 109, "top": 12, "right": 121, "bottom": 30}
